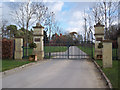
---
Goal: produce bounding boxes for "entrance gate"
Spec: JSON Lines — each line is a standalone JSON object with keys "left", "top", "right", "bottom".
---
{"left": 44, "top": 41, "right": 94, "bottom": 59}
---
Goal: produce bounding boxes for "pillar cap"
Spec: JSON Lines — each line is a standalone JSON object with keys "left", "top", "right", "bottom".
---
{"left": 94, "top": 22, "right": 104, "bottom": 27}
{"left": 94, "top": 34, "right": 104, "bottom": 36}
{"left": 33, "top": 23, "right": 44, "bottom": 29}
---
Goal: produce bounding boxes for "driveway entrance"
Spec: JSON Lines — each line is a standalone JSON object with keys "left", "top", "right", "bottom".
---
{"left": 3, "top": 59, "right": 107, "bottom": 88}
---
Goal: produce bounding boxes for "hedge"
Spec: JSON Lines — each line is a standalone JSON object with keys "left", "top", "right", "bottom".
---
{"left": 2, "top": 38, "right": 14, "bottom": 59}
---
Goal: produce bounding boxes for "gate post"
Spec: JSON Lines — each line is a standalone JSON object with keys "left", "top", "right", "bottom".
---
{"left": 103, "top": 40, "right": 112, "bottom": 68}
{"left": 33, "top": 23, "right": 44, "bottom": 60}
{"left": 118, "top": 36, "right": 120, "bottom": 60}
{"left": 14, "top": 37, "right": 23, "bottom": 60}
{"left": 94, "top": 22, "right": 104, "bottom": 59}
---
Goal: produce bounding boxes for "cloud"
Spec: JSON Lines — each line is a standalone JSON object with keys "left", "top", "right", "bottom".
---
{"left": 64, "top": 10, "right": 86, "bottom": 36}
{"left": 10, "top": 0, "right": 14, "bottom": 2}
{"left": 46, "top": 1, "right": 64, "bottom": 13}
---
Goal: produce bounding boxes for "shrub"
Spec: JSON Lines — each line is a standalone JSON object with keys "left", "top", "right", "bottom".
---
{"left": 2, "top": 38, "right": 14, "bottom": 59}
{"left": 29, "top": 42, "right": 37, "bottom": 48}
{"left": 98, "top": 42, "right": 103, "bottom": 48}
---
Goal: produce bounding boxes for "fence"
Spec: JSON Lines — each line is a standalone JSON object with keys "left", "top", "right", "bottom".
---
{"left": 112, "top": 40, "right": 118, "bottom": 60}
{"left": 22, "top": 46, "right": 33, "bottom": 59}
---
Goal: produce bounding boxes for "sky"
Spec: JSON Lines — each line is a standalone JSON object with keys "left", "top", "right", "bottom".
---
{"left": 2, "top": 1, "right": 96, "bottom": 36}
{"left": 45, "top": 2, "right": 95, "bottom": 35}
{"left": 1, "top": 0, "right": 119, "bottom": 37}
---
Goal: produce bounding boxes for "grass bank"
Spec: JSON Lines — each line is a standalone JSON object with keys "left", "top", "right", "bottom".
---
{"left": 2, "top": 60, "right": 33, "bottom": 72}
{"left": 96, "top": 60, "right": 119, "bottom": 88}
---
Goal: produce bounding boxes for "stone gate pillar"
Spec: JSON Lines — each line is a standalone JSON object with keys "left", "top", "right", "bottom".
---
{"left": 33, "top": 23, "right": 44, "bottom": 60}
{"left": 94, "top": 22, "right": 104, "bottom": 59}
{"left": 118, "top": 36, "right": 120, "bottom": 60}
{"left": 14, "top": 37, "right": 23, "bottom": 60}
{"left": 103, "top": 40, "right": 112, "bottom": 68}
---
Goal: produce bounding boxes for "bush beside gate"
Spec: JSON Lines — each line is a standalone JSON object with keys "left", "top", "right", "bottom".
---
{"left": 2, "top": 38, "right": 14, "bottom": 59}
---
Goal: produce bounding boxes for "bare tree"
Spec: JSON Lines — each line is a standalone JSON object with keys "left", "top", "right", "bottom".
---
{"left": 92, "top": 3, "right": 99, "bottom": 24}
{"left": 10, "top": 1, "right": 48, "bottom": 55}
{"left": 91, "top": 1, "right": 118, "bottom": 39}
{"left": 86, "top": 15, "right": 94, "bottom": 41}
{"left": 52, "top": 21, "right": 62, "bottom": 35}
{"left": 83, "top": 9, "right": 87, "bottom": 41}
{"left": 11, "top": 2, "right": 47, "bottom": 30}
{"left": 1, "top": 19, "right": 9, "bottom": 38}
{"left": 44, "top": 11, "right": 55, "bottom": 41}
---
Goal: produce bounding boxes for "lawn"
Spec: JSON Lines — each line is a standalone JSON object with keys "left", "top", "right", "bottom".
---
{"left": 2, "top": 60, "right": 33, "bottom": 72}
{"left": 44, "top": 46, "right": 68, "bottom": 53}
{"left": 96, "top": 60, "right": 119, "bottom": 88}
{"left": 78, "top": 46, "right": 94, "bottom": 58}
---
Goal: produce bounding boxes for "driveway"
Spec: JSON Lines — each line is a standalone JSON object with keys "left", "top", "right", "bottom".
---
{"left": 51, "top": 46, "right": 88, "bottom": 59}
{"left": 2, "top": 59, "right": 107, "bottom": 88}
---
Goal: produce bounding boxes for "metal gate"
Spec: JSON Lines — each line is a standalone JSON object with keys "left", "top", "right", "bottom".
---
{"left": 22, "top": 39, "right": 33, "bottom": 59}
{"left": 44, "top": 41, "right": 94, "bottom": 59}
{"left": 112, "top": 40, "right": 118, "bottom": 60}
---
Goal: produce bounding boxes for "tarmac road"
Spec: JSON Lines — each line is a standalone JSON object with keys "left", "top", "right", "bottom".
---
{"left": 2, "top": 59, "right": 107, "bottom": 88}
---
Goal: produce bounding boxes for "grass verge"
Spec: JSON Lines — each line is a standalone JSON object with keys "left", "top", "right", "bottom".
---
{"left": 2, "top": 60, "right": 33, "bottom": 72}
{"left": 96, "top": 60, "right": 119, "bottom": 88}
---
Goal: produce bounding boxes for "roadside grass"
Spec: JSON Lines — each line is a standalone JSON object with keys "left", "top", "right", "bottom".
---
{"left": 2, "top": 60, "right": 33, "bottom": 72}
{"left": 78, "top": 46, "right": 119, "bottom": 88}
{"left": 44, "top": 46, "right": 67, "bottom": 53}
{"left": 2, "top": 46, "right": 67, "bottom": 71}
{"left": 96, "top": 60, "right": 119, "bottom": 88}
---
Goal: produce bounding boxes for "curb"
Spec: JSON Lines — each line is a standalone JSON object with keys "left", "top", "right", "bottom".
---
{"left": 91, "top": 59, "right": 112, "bottom": 89}
{"left": 1, "top": 59, "right": 50, "bottom": 76}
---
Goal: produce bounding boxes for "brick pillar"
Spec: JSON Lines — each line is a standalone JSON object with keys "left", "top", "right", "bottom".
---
{"left": 103, "top": 40, "right": 112, "bottom": 68}
{"left": 14, "top": 38, "right": 23, "bottom": 60}
{"left": 118, "top": 36, "right": 120, "bottom": 60}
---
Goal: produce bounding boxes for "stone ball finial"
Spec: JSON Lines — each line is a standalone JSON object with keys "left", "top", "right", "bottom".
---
{"left": 94, "top": 22, "right": 104, "bottom": 27}
{"left": 36, "top": 22, "right": 41, "bottom": 27}
{"left": 33, "top": 22, "right": 44, "bottom": 28}
{"left": 97, "top": 22, "right": 101, "bottom": 25}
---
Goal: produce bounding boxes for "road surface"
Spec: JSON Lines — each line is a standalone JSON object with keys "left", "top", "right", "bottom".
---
{"left": 2, "top": 59, "right": 107, "bottom": 88}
